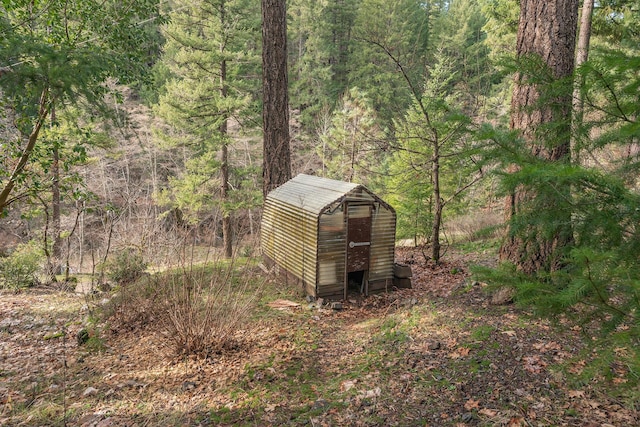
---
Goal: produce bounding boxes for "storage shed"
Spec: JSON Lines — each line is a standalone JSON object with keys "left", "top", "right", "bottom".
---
{"left": 261, "top": 174, "right": 396, "bottom": 299}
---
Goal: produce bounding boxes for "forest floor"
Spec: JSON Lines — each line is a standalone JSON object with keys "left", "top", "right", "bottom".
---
{"left": 1, "top": 245, "right": 638, "bottom": 426}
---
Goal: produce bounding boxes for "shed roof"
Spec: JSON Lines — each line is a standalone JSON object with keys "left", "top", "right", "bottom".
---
{"left": 266, "top": 174, "right": 365, "bottom": 215}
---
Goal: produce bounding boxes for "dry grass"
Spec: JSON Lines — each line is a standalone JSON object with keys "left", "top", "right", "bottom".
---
{"left": 446, "top": 209, "right": 503, "bottom": 243}
{"left": 107, "top": 254, "right": 263, "bottom": 358}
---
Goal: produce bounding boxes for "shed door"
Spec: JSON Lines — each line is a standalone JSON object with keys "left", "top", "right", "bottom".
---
{"left": 346, "top": 205, "right": 372, "bottom": 273}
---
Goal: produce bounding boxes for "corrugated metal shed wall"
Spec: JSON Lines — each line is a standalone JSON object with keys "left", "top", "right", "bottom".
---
{"left": 369, "top": 201, "right": 396, "bottom": 281}
{"left": 261, "top": 196, "right": 319, "bottom": 292}
{"left": 317, "top": 207, "right": 346, "bottom": 296}
{"left": 261, "top": 174, "right": 396, "bottom": 298}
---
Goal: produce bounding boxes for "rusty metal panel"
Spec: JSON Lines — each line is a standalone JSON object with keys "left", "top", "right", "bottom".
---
{"left": 346, "top": 210, "right": 371, "bottom": 273}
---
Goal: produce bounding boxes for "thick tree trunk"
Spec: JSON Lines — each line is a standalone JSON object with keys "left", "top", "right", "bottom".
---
{"left": 262, "top": 0, "right": 291, "bottom": 198}
{"left": 500, "top": 0, "right": 579, "bottom": 274}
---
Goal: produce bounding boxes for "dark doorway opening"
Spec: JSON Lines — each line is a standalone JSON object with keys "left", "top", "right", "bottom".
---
{"left": 347, "top": 270, "right": 366, "bottom": 294}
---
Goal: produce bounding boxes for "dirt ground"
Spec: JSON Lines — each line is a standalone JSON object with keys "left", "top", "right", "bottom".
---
{"left": 0, "top": 247, "right": 638, "bottom": 426}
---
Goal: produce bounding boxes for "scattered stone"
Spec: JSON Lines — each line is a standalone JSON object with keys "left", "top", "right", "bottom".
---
{"left": 428, "top": 341, "right": 441, "bottom": 351}
{"left": 181, "top": 381, "right": 197, "bottom": 391}
{"left": 82, "top": 387, "right": 98, "bottom": 397}
{"left": 490, "top": 287, "right": 515, "bottom": 305}
{"left": 312, "top": 398, "right": 329, "bottom": 411}
{"left": 461, "top": 412, "right": 476, "bottom": 423}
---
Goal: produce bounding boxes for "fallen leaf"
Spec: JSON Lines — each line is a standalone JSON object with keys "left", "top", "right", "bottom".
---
{"left": 264, "top": 403, "right": 277, "bottom": 412}
{"left": 478, "top": 408, "right": 497, "bottom": 417}
{"left": 340, "top": 379, "right": 357, "bottom": 392}
{"left": 449, "top": 347, "right": 470, "bottom": 359}
{"left": 568, "top": 360, "right": 586, "bottom": 374}
{"left": 523, "top": 355, "right": 547, "bottom": 374}
{"left": 464, "top": 399, "right": 480, "bottom": 410}
{"left": 568, "top": 390, "right": 585, "bottom": 399}
{"left": 533, "top": 341, "right": 560, "bottom": 352}
{"left": 501, "top": 330, "right": 517, "bottom": 337}
{"left": 586, "top": 399, "right": 601, "bottom": 409}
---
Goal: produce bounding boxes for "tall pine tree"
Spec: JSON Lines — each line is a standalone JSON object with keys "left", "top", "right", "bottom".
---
{"left": 155, "top": 0, "right": 261, "bottom": 257}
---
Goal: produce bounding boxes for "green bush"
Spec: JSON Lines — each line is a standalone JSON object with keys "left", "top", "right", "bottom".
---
{"left": 102, "top": 247, "right": 148, "bottom": 284}
{"left": 0, "top": 241, "right": 44, "bottom": 290}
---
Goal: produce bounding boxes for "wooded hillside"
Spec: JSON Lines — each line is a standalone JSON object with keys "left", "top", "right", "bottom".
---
{"left": 1, "top": 1, "right": 638, "bottom": 425}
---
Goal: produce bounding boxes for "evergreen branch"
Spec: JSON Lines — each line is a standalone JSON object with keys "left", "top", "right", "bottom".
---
{"left": 584, "top": 256, "right": 629, "bottom": 320}
{"left": 355, "top": 36, "right": 436, "bottom": 137}
{"left": 584, "top": 67, "right": 631, "bottom": 123}
{"left": 443, "top": 171, "right": 484, "bottom": 208}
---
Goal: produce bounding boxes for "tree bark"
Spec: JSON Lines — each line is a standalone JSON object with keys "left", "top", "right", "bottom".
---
{"left": 574, "top": 0, "right": 593, "bottom": 71}
{"left": 262, "top": 0, "right": 291, "bottom": 198}
{"left": 500, "top": 0, "right": 579, "bottom": 274}
{"left": 220, "top": 2, "right": 233, "bottom": 259}
{"left": 571, "top": 0, "right": 594, "bottom": 162}
{"left": 431, "top": 140, "right": 442, "bottom": 263}
{"left": 221, "top": 49, "right": 232, "bottom": 256}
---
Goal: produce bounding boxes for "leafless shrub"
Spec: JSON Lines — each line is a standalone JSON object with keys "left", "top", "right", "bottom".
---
{"left": 107, "top": 249, "right": 262, "bottom": 359}
{"left": 159, "top": 258, "right": 261, "bottom": 357}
